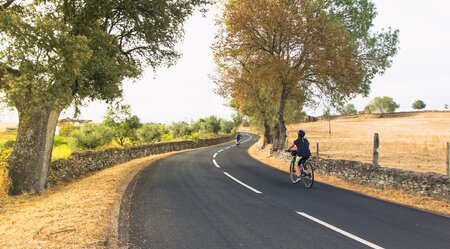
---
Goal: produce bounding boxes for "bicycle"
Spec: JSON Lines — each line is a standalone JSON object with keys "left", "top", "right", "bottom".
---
{"left": 287, "top": 150, "right": 314, "bottom": 189}
{"left": 235, "top": 139, "right": 241, "bottom": 148}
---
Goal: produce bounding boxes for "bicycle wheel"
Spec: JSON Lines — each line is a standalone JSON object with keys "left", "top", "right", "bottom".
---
{"left": 290, "top": 159, "right": 300, "bottom": 184}
{"left": 301, "top": 161, "right": 314, "bottom": 189}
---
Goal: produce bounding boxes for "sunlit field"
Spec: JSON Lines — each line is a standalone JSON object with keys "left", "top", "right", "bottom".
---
{"left": 288, "top": 112, "right": 450, "bottom": 175}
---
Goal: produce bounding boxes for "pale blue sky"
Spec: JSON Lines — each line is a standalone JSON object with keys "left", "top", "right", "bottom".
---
{"left": 2, "top": 0, "right": 450, "bottom": 123}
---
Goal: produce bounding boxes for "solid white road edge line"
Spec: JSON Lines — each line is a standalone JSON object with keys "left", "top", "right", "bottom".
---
{"left": 296, "top": 212, "right": 384, "bottom": 249}
{"left": 213, "top": 159, "right": 221, "bottom": 168}
{"left": 224, "top": 172, "right": 262, "bottom": 194}
{"left": 213, "top": 153, "right": 218, "bottom": 159}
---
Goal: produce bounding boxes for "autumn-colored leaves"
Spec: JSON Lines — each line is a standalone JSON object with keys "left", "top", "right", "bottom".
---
{"left": 213, "top": 0, "right": 399, "bottom": 150}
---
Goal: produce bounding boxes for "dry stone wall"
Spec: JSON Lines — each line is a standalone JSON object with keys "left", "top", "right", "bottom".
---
{"left": 49, "top": 136, "right": 232, "bottom": 185}
{"left": 274, "top": 152, "right": 450, "bottom": 202}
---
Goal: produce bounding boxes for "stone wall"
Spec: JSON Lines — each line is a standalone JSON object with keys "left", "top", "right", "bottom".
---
{"left": 49, "top": 136, "right": 232, "bottom": 185}
{"left": 274, "top": 152, "right": 450, "bottom": 202}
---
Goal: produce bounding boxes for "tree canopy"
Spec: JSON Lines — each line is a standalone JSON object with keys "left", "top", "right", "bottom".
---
{"left": 412, "top": 100, "right": 426, "bottom": 110}
{"left": 365, "top": 96, "right": 400, "bottom": 114}
{"left": 0, "top": 0, "right": 210, "bottom": 112}
{"left": 0, "top": 0, "right": 211, "bottom": 194}
{"left": 214, "top": 0, "right": 399, "bottom": 150}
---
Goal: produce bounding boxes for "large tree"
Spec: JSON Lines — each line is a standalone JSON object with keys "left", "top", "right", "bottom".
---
{"left": 214, "top": 0, "right": 399, "bottom": 150}
{"left": 0, "top": 0, "right": 209, "bottom": 194}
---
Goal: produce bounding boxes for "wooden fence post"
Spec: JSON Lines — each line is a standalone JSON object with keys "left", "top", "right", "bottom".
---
{"left": 447, "top": 142, "right": 450, "bottom": 177}
{"left": 316, "top": 143, "right": 319, "bottom": 157}
{"left": 373, "top": 133, "right": 379, "bottom": 166}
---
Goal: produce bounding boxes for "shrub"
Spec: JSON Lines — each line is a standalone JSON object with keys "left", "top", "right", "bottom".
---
{"left": 188, "top": 132, "right": 201, "bottom": 142}
{"left": 161, "top": 133, "right": 174, "bottom": 141}
{"left": 53, "top": 136, "right": 67, "bottom": 147}
{"left": 2, "top": 139, "right": 15, "bottom": 149}
{"left": 71, "top": 124, "right": 114, "bottom": 150}
{"left": 220, "top": 119, "right": 234, "bottom": 134}
{"left": 171, "top": 122, "right": 193, "bottom": 140}
{"left": 52, "top": 144, "right": 72, "bottom": 161}
{"left": 58, "top": 123, "right": 78, "bottom": 137}
{"left": 103, "top": 104, "right": 142, "bottom": 146}
{"left": 0, "top": 148, "right": 12, "bottom": 196}
{"left": 137, "top": 124, "right": 163, "bottom": 143}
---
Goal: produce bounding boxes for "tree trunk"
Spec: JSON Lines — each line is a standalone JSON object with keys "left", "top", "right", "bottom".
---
{"left": 273, "top": 83, "right": 288, "bottom": 151}
{"left": 9, "top": 107, "right": 61, "bottom": 195}
{"left": 262, "top": 121, "right": 272, "bottom": 148}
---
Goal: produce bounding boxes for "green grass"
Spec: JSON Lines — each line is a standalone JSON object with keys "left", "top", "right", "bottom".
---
{"left": 52, "top": 144, "right": 72, "bottom": 161}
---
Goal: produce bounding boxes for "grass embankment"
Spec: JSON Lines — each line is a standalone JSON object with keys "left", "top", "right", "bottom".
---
{"left": 289, "top": 112, "right": 450, "bottom": 174}
{"left": 248, "top": 139, "right": 450, "bottom": 217}
{"left": 0, "top": 152, "right": 177, "bottom": 248}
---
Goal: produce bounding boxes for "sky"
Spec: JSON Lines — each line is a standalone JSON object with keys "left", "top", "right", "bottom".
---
{"left": 1, "top": 0, "right": 450, "bottom": 124}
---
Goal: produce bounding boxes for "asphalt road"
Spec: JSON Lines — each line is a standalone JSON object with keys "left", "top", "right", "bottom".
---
{"left": 119, "top": 134, "right": 450, "bottom": 249}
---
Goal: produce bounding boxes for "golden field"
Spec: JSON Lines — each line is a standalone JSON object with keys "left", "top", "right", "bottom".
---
{"left": 288, "top": 112, "right": 450, "bottom": 175}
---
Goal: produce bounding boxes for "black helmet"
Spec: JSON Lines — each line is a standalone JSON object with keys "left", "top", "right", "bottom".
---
{"left": 298, "top": 130, "right": 305, "bottom": 137}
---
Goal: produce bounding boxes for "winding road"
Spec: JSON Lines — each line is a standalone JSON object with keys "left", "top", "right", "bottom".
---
{"left": 119, "top": 134, "right": 450, "bottom": 249}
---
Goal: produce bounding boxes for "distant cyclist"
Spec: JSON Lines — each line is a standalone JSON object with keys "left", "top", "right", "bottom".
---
{"left": 286, "top": 130, "right": 311, "bottom": 178}
{"left": 235, "top": 132, "right": 242, "bottom": 147}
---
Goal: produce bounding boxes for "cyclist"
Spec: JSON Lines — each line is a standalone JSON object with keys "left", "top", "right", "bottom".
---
{"left": 235, "top": 132, "right": 242, "bottom": 146}
{"left": 286, "top": 130, "right": 311, "bottom": 178}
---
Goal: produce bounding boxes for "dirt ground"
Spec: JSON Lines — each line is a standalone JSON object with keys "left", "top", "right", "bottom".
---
{"left": 0, "top": 153, "right": 176, "bottom": 249}
{"left": 288, "top": 112, "right": 450, "bottom": 174}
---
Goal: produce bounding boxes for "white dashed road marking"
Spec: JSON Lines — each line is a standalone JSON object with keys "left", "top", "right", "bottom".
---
{"left": 223, "top": 172, "right": 262, "bottom": 194}
{"left": 212, "top": 159, "right": 221, "bottom": 168}
{"left": 296, "top": 212, "right": 384, "bottom": 249}
{"left": 213, "top": 153, "right": 218, "bottom": 159}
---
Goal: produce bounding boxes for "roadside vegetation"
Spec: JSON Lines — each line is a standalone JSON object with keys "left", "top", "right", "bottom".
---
{"left": 0, "top": 110, "right": 237, "bottom": 196}
{"left": 0, "top": 0, "right": 212, "bottom": 194}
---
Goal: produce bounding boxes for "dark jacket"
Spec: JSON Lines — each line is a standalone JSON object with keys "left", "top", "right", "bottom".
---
{"left": 294, "top": 137, "right": 311, "bottom": 157}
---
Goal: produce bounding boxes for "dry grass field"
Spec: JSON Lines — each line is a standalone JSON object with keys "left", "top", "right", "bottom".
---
{"left": 288, "top": 112, "right": 450, "bottom": 175}
{"left": 0, "top": 152, "right": 177, "bottom": 248}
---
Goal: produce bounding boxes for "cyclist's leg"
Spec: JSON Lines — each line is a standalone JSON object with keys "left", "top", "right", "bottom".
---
{"left": 295, "top": 156, "right": 302, "bottom": 177}
{"left": 299, "top": 156, "right": 310, "bottom": 175}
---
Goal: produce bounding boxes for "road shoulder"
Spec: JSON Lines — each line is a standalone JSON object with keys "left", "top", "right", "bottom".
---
{"left": 247, "top": 138, "right": 450, "bottom": 217}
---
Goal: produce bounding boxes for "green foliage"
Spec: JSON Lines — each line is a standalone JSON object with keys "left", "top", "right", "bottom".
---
{"left": 203, "top": 116, "right": 221, "bottom": 134}
{"left": 137, "top": 124, "right": 164, "bottom": 143}
{"left": 1, "top": 139, "right": 15, "bottom": 149}
{"left": 53, "top": 136, "right": 67, "bottom": 147}
{"left": 0, "top": 0, "right": 211, "bottom": 111}
{"left": 365, "top": 96, "right": 400, "bottom": 114}
{"left": 52, "top": 144, "right": 72, "bottom": 161}
{"left": 188, "top": 132, "right": 201, "bottom": 142}
{"left": 161, "top": 133, "right": 174, "bottom": 142}
{"left": 0, "top": 147, "right": 12, "bottom": 196}
{"left": 412, "top": 100, "right": 426, "bottom": 110}
{"left": 337, "top": 104, "right": 358, "bottom": 115}
{"left": 71, "top": 124, "right": 114, "bottom": 150}
{"left": 103, "top": 104, "right": 142, "bottom": 146}
{"left": 59, "top": 123, "right": 78, "bottom": 137}
{"left": 220, "top": 119, "right": 234, "bottom": 134}
{"left": 232, "top": 114, "right": 243, "bottom": 128}
{"left": 170, "top": 121, "right": 193, "bottom": 140}
{"left": 445, "top": 104, "right": 449, "bottom": 110}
